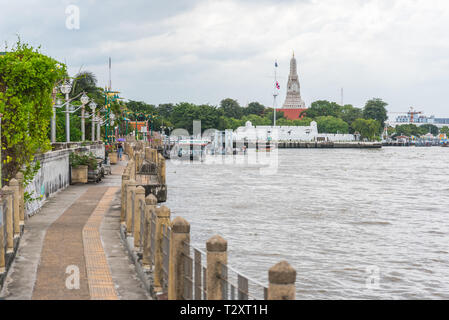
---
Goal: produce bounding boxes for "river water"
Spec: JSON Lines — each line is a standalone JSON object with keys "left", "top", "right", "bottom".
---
{"left": 165, "top": 147, "right": 449, "bottom": 299}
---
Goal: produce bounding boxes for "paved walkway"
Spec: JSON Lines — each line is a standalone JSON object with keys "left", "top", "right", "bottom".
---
{"left": 0, "top": 159, "right": 150, "bottom": 300}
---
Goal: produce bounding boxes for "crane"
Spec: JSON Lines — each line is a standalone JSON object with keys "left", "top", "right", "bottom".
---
{"left": 388, "top": 107, "right": 423, "bottom": 123}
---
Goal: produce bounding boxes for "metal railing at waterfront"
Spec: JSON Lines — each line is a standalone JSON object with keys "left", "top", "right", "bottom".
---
{"left": 121, "top": 139, "right": 297, "bottom": 300}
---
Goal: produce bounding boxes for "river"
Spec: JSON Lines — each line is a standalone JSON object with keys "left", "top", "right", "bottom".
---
{"left": 165, "top": 147, "right": 449, "bottom": 299}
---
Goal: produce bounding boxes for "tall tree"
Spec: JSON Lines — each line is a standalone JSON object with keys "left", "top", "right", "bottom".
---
{"left": 71, "top": 71, "right": 98, "bottom": 97}
{"left": 219, "top": 98, "right": 243, "bottom": 119}
{"left": 352, "top": 118, "right": 381, "bottom": 141}
{"left": 301, "top": 100, "right": 341, "bottom": 118}
{"left": 244, "top": 102, "right": 265, "bottom": 116}
{"left": 363, "top": 98, "right": 388, "bottom": 128}
{"left": 419, "top": 124, "right": 439, "bottom": 136}
{"left": 316, "top": 116, "right": 349, "bottom": 134}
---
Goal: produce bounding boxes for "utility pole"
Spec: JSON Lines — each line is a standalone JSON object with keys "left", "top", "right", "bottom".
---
{"left": 341, "top": 88, "right": 344, "bottom": 106}
{"left": 273, "top": 60, "right": 279, "bottom": 127}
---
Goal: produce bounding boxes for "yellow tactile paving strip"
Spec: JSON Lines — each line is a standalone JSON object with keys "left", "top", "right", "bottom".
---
{"left": 83, "top": 187, "right": 120, "bottom": 300}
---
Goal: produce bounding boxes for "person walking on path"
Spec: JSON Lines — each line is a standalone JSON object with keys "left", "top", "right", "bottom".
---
{"left": 117, "top": 142, "right": 124, "bottom": 161}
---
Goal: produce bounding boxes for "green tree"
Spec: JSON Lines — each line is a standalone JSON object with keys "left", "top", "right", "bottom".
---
{"left": 127, "top": 100, "right": 156, "bottom": 115}
{"left": 219, "top": 98, "right": 243, "bottom": 119}
{"left": 363, "top": 98, "right": 388, "bottom": 128}
{"left": 352, "top": 118, "right": 381, "bottom": 141}
{"left": 419, "top": 124, "right": 439, "bottom": 136}
{"left": 316, "top": 116, "right": 349, "bottom": 134}
{"left": 394, "top": 124, "right": 422, "bottom": 137}
{"left": 71, "top": 71, "right": 98, "bottom": 97}
{"left": 301, "top": 100, "right": 341, "bottom": 118}
{"left": 440, "top": 126, "right": 449, "bottom": 135}
{"left": 340, "top": 104, "right": 363, "bottom": 131}
{"left": 244, "top": 102, "right": 265, "bottom": 116}
{"left": 0, "top": 40, "right": 66, "bottom": 183}
{"left": 157, "top": 103, "right": 174, "bottom": 118}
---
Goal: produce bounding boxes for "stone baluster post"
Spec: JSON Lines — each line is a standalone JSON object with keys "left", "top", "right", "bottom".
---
{"left": 2, "top": 186, "right": 14, "bottom": 254}
{"left": 142, "top": 194, "right": 157, "bottom": 271}
{"left": 125, "top": 179, "right": 136, "bottom": 236}
{"left": 9, "top": 179, "right": 20, "bottom": 238}
{"left": 0, "top": 199, "right": 5, "bottom": 274}
{"left": 15, "top": 172, "right": 25, "bottom": 227}
{"left": 120, "top": 172, "right": 130, "bottom": 225}
{"left": 128, "top": 159, "right": 135, "bottom": 181}
{"left": 133, "top": 186, "right": 145, "bottom": 250}
{"left": 153, "top": 206, "right": 171, "bottom": 293}
{"left": 267, "top": 261, "right": 297, "bottom": 300}
{"left": 159, "top": 153, "right": 166, "bottom": 185}
{"left": 206, "top": 235, "right": 227, "bottom": 300}
{"left": 168, "top": 217, "right": 190, "bottom": 300}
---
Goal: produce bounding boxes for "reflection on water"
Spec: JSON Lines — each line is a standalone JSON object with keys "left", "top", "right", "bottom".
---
{"left": 166, "top": 147, "right": 449, "bottom": 299}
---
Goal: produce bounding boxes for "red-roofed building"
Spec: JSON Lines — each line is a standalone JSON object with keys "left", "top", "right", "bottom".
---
{"left": 278, "top": 108, "right": 307, "bottom": 120}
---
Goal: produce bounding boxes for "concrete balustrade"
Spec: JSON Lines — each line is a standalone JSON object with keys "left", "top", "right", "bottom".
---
{"left": 15, "top": 172, "right": 25, "bottom": 227}
{"left": 153, "top": 205, "right": 171, "bottom": 293}
{"left": 133, "top": 186, "right": 145, "bottom": 250}
{"left": 168, "top": 216, "right": 190, "bottom": 300}
{"left": 268, "top": 261, "right": 297, "bottom": 300}
{"left": 2, "top": 186, "right": 14, "bottom": 254}
{"left": 120, "top": 172, "right": 130, "bottom": 225}
{"left": 206, "top": 235, "right": 228, "bottom": 300}
{"left": 9, "top": 179, "right": 21, "bottom": 238}
{"left": 119, "top": 143, "right": 297, "bottom": 301}
{"left": 125, "top": 179, "right": 137, "bottom": 235}
{"left": 142, "top": 194, "right": 157, "bottom": 271}
{"left": 0, "top": 198, "right": 5, "bottom": 274}
{"left": 158, "top": 153, "right": 166, "bottom": 185}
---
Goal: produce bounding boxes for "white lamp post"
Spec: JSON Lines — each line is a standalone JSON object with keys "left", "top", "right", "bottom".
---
{"left": 80, "top": 93, "right": 89, "bottom": 141}
{"left": 89, "top": 101, "right": 97, "bottom": 142}
{"left": 60, "top": 80, "right": 72, "bottom": 143}
{"left": 97, "top": 110, "right": 101, "bottom": 141}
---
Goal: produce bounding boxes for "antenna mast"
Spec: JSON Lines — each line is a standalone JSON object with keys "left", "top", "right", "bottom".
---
{"left": 108, "top": 57, "right": 112, "bottom": 90}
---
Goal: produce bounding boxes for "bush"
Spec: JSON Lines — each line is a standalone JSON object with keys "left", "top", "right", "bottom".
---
{"left": 69, "top": 152, "right": 98, "bottom": 170}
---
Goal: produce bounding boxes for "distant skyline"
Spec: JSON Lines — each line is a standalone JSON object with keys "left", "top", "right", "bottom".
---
{"left": 1, "top": 0, "right": 449, "bottom": 116}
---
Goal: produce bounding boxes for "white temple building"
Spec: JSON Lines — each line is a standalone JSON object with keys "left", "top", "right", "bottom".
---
{"left": 233, "top": 121, "right": 356, "bottom": 142}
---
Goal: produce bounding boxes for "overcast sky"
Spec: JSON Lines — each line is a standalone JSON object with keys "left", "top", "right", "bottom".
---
{"left": 1, "top": 0, "right": 449, "bottom": 116}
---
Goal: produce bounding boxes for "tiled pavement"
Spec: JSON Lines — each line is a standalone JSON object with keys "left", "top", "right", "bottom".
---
{"left": 0, "top": 159, "right": 149, "bottom": 300}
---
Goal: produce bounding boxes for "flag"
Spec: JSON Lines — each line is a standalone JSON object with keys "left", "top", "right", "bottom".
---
{"left": 276, "top": 81, "right": 280, "bottom": 90}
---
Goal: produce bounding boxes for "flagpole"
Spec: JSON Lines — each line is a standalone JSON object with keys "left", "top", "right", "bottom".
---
{"left": 273, "top": 61, "right": 278, "bottom": 127}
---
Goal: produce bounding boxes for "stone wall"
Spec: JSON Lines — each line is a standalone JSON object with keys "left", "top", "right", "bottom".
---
{"left": 25, "top": 143, "right": 105, "bottom": 216}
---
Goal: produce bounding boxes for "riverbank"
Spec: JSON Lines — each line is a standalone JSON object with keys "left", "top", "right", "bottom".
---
{"left": 277, "top": 141, "right": 382, "bottom": 149}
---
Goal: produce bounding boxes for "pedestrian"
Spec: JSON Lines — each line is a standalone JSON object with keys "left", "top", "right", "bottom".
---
{"left": 117, "top": 142, "right": 124, "bottom": 161}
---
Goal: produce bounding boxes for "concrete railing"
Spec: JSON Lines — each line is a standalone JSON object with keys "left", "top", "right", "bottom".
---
{"left": 121, "top": 142, "right": 297, "bottom": 300}
{"left": 0, "top": 174, "right": 26, "bottom": 291}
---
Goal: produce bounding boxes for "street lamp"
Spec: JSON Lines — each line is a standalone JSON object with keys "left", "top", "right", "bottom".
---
{"left": 60, "top": 80, "right": 72, "bottom": 142}
{"left": 80, "top": 93, "right": 89, "bottom": 141}
{"left": 89, "top": 101, "right": 97, "bottom": 142}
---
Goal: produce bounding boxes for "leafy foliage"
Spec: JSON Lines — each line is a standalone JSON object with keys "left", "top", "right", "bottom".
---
{"left": 315, "top": 116, "right": 349, "bottom": 134}
{"left": 0, "top": 40, "right": 66, "bottom": 184}
{"left": 352, "top": 118, "right": 381, "bottom": 140}
{"left": 69, "top": 152, "right": 98, "bottom": 170}
{"left": 363, "top": 98, "right": 388, "bottom": 127}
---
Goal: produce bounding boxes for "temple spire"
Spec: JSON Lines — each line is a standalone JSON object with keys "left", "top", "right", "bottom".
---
{"left": 282, "top": 51, "right": 305, "bottom": 109}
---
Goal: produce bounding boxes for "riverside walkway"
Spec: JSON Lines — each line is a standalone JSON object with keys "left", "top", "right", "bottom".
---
{"left": 0, "top": 158, "right": 150, "bottom": 300}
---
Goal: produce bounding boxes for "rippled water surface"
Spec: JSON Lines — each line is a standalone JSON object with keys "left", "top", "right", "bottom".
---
{"left": 166, "top": 147, "right": 449, "bottom": 299}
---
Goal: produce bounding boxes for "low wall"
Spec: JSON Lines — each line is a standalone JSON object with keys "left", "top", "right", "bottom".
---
{"left": 25, "top": 143, "right": 105, "bottom": 216}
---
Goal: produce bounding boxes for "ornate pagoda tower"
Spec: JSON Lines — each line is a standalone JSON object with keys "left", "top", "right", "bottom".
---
{"left": 279, "top": 52, "right": 307, "bottom": 120}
